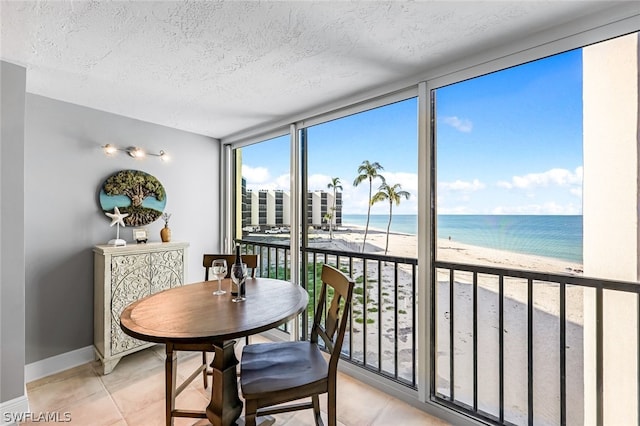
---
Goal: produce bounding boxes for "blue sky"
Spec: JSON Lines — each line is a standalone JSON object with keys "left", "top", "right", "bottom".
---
{"left": 241, "top": 48, "right": 583, "bottom": 216}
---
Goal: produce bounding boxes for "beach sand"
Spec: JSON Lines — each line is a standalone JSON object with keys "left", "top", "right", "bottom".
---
{"left": 310, "top": 225, "right": 583, "bottom": 274}
{"left": 308, "top": 225, "right": 585, "bottom": 425}
{"left": 251, "top": 225, "right": 585, "bottom": 424}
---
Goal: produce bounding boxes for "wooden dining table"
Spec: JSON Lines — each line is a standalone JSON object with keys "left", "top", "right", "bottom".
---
{"left": 120, "top": 277, "right": 309, "bottom": 426}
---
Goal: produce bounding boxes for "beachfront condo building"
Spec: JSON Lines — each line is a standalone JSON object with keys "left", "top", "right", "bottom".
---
{"left": 242, "top": 188, "right": 342, "bottom": 230}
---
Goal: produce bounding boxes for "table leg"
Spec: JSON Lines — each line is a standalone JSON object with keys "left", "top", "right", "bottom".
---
{"left": 206, "top": 340, "right": 243, "bottom": 426}
{"left": 165, "top": 344, "right": 177, "bottom": 426}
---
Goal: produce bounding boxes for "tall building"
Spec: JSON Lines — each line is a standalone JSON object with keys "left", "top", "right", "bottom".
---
{"left": 241, "top": 177, "right": 250, "bottom": 229}
{"left": 244, "top": 189, "right": 341, "bottom": 230}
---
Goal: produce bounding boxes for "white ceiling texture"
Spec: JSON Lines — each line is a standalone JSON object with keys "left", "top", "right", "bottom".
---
{"left": 1, "top": 1, "right": 637, "bottom": 140}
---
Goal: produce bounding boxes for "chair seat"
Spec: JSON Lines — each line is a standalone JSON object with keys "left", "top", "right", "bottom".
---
{"left": 240, "top": 265, "right": 354, "bottom": 426}
{"left": 241, "top": 341, "right": 327, "bottom": 396}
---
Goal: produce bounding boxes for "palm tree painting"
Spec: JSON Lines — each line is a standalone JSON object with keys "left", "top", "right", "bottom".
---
{"left": 372, "top": 182, "right": 410, "bottom": 255}
{"left": 326, "top": 177, "right": 342, "bottom": 240}
{"left": 353, "top": 161, "right": 384, "bottom": 252}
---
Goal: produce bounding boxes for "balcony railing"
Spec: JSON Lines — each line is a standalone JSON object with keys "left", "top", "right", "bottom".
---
{"left": 237, "top": 239, "right": 640, "bottom": 426}
{"left": 434, "top": 260, "right": 640, "bottom": 426}
{"left": 237, "top": 238, "right": 418, "bottom": 389}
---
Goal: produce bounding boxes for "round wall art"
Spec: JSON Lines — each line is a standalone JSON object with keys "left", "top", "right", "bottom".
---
{"left": 99, "top": 170, "right": 166, "bottom": 227}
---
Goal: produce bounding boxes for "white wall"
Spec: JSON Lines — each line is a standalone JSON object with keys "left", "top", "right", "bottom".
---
{"left": 1, "top": 61, "right": 27, "bottom": 409}
{"left": 582, "top": 32, "right": 639, "bottom": 425}
{"left": 24, "top": 94, "right": 220, "bottom": 363}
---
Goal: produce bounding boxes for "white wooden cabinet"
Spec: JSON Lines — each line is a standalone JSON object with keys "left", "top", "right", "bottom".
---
{"left": 93, "top": 242, "right": 189, "bottom": 374}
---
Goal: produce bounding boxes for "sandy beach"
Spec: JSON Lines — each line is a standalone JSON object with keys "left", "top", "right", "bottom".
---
{"left": 248, "top": 225, "right": 584, "bottom": 424}
{"left": 308, "top": 224, "right": 583, "bottom": 274}
{"left": 282, "top": 225, "right": 585, "bottom": 425}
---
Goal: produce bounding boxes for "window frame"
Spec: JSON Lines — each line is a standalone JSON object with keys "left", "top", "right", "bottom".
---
{"left": 219, "top": 13, "right": 639, "bottom": 423}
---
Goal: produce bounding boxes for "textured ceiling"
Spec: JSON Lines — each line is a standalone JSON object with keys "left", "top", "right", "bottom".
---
{"left": 0, "top": 1, "right": 633, "bottom": 139}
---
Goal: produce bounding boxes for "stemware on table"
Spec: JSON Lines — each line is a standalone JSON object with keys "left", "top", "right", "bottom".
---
{"left": 211, "top": 259, "right": 227, "bottom": 295}
{"left": 230, "top": 263, "right": 247, "bottom": 302}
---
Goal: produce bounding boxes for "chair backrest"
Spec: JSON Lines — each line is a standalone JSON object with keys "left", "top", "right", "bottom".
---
{"left": 311, "top": 264, "right": 355, "bottom": 372}
{"left": 203, "top": 254, "right": 259, "bottom": 280}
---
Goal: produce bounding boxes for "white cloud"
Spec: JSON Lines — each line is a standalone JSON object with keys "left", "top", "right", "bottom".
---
{"left": 380, "top": 172, "right": 418, "bottom": 192}
{"left": 442, "top": 116, "right": 473, "bottom": 133}
{"left": 439, "top": 178, "right": 485, "bottom": 192}
{"left": 570, "top": 187, "right": 582, "bottom": 198}
{"left": 243, "top": 163, "right": 290, "bottom": 191}
{"left": 249, "top": 173, "right": 290, "bottom": 191}
{"left": 307, "top": 174, "right": 333, "bottom": 191}
{"left": 497, "top": 167, "right": 583, "bottom": 190}
{"left": 274, "top": 174, "right": 290, "bottom": 190}
{"left": 242, "top": 164, "right": 270, "bottom": 184}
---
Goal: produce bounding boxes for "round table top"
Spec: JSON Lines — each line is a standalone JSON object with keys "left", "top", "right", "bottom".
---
{"left": 120, "top": 277, "right": 308, "bottom": 344}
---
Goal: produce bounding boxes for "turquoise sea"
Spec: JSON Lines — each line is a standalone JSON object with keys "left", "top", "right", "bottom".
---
{"left": 341, "top": 214, "right": 583, "bottom": 263}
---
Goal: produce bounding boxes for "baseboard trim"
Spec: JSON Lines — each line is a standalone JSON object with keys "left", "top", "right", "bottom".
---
{"left": 24, "top": 345, "right": 95, "bottom": 383}
{"left": 0, "top": 393, "right": 29, "bottom": 426}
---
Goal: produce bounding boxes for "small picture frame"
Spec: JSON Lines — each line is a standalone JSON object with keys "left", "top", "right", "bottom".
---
{"left": 133, "top": 228, "right": 148, "bottom": 244}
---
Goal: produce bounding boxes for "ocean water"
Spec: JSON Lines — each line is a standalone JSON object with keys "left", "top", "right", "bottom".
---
{"left": 342, "top": 214, "right": 419, "bottom": 235}
{"left": 341, "top": 214, "right": 583, "bottom": 263}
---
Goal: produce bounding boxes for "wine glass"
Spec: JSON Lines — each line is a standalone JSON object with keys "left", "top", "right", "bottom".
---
{"left": 230, "top": 263, "right": 247, "bottom": 302}
{"left": 211, "top": 259, "right": 227, "bottom": 295}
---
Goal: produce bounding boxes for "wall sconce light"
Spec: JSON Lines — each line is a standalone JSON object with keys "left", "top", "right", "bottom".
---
{"left": 102, "top": 144, "right": 169, "bottom": 161}
{"left": 103, "top": 144, "right": 118, "bottom": 155}
{"left": 150, "top": 150, "right": 170, "bottom": 162}
{"left": 127, "top": 147, "right": 145, "bottom": 158}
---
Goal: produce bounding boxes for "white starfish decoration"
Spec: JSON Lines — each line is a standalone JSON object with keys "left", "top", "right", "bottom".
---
{"left": 105, "top": 207, "right": 129, "bottom": 246}
{"left": 105, "top": 206, "right": 129, "bottom": 227}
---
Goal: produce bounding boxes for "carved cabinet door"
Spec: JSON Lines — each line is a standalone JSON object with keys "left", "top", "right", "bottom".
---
{"left": 150, "top": 250, "right": 184, "bottom": 293}
{"left": 110, "top": 253, "right": 151, "bottom": 355}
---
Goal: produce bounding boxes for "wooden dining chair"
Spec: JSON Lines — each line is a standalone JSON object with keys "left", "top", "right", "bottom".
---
{"left": 202, "top": 253, "right": 259, "bottom": 281}
{"left": 240, "top": 264, "right": 355, "bottom": 426}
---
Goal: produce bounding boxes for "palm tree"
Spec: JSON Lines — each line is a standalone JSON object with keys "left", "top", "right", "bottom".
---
{"left": 353, "top": 161, "right": 384, "bottom": 252}
{"left": 323, "top": 212, "right": 333, "bottom": 234}
{"left": 326, "top": 177, "right": 343, "bottom": 240}
{"left": 371, "top": 182, "right": 410, "bottom": 255}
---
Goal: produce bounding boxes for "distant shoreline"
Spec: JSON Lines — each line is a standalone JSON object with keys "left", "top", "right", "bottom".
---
{"left": 250, "top": 224, "right": 584, "bottom": 273}
{"left": 304, "top": 223, "right": 584, "bottom": 275}
{"left": 341, "top": 214, "right": 583, "bottom": 264}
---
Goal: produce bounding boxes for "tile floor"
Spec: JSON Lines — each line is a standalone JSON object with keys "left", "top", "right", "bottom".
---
{"left": 23, "top": 337, "right": 450, "bottom": 426}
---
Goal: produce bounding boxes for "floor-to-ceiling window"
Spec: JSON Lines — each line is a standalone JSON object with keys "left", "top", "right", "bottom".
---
{"left": 432, "top": 48, "right": 584, "bottom": 425}
{"left": 301, "top": 97, "right": 418, "bottom": 384}
{"left": 225, "top": 26, "right": 639, "bottom": 426}
{"left": 430, "top": 31, "right": 639, "bottom": 425}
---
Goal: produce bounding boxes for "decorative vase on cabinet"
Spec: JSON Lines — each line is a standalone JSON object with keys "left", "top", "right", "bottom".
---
{"left": 160, "top": 225, "right": 171, "bottom": 242}
{"left": 93, "top": 241, "right": 189, "bottom": 374}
